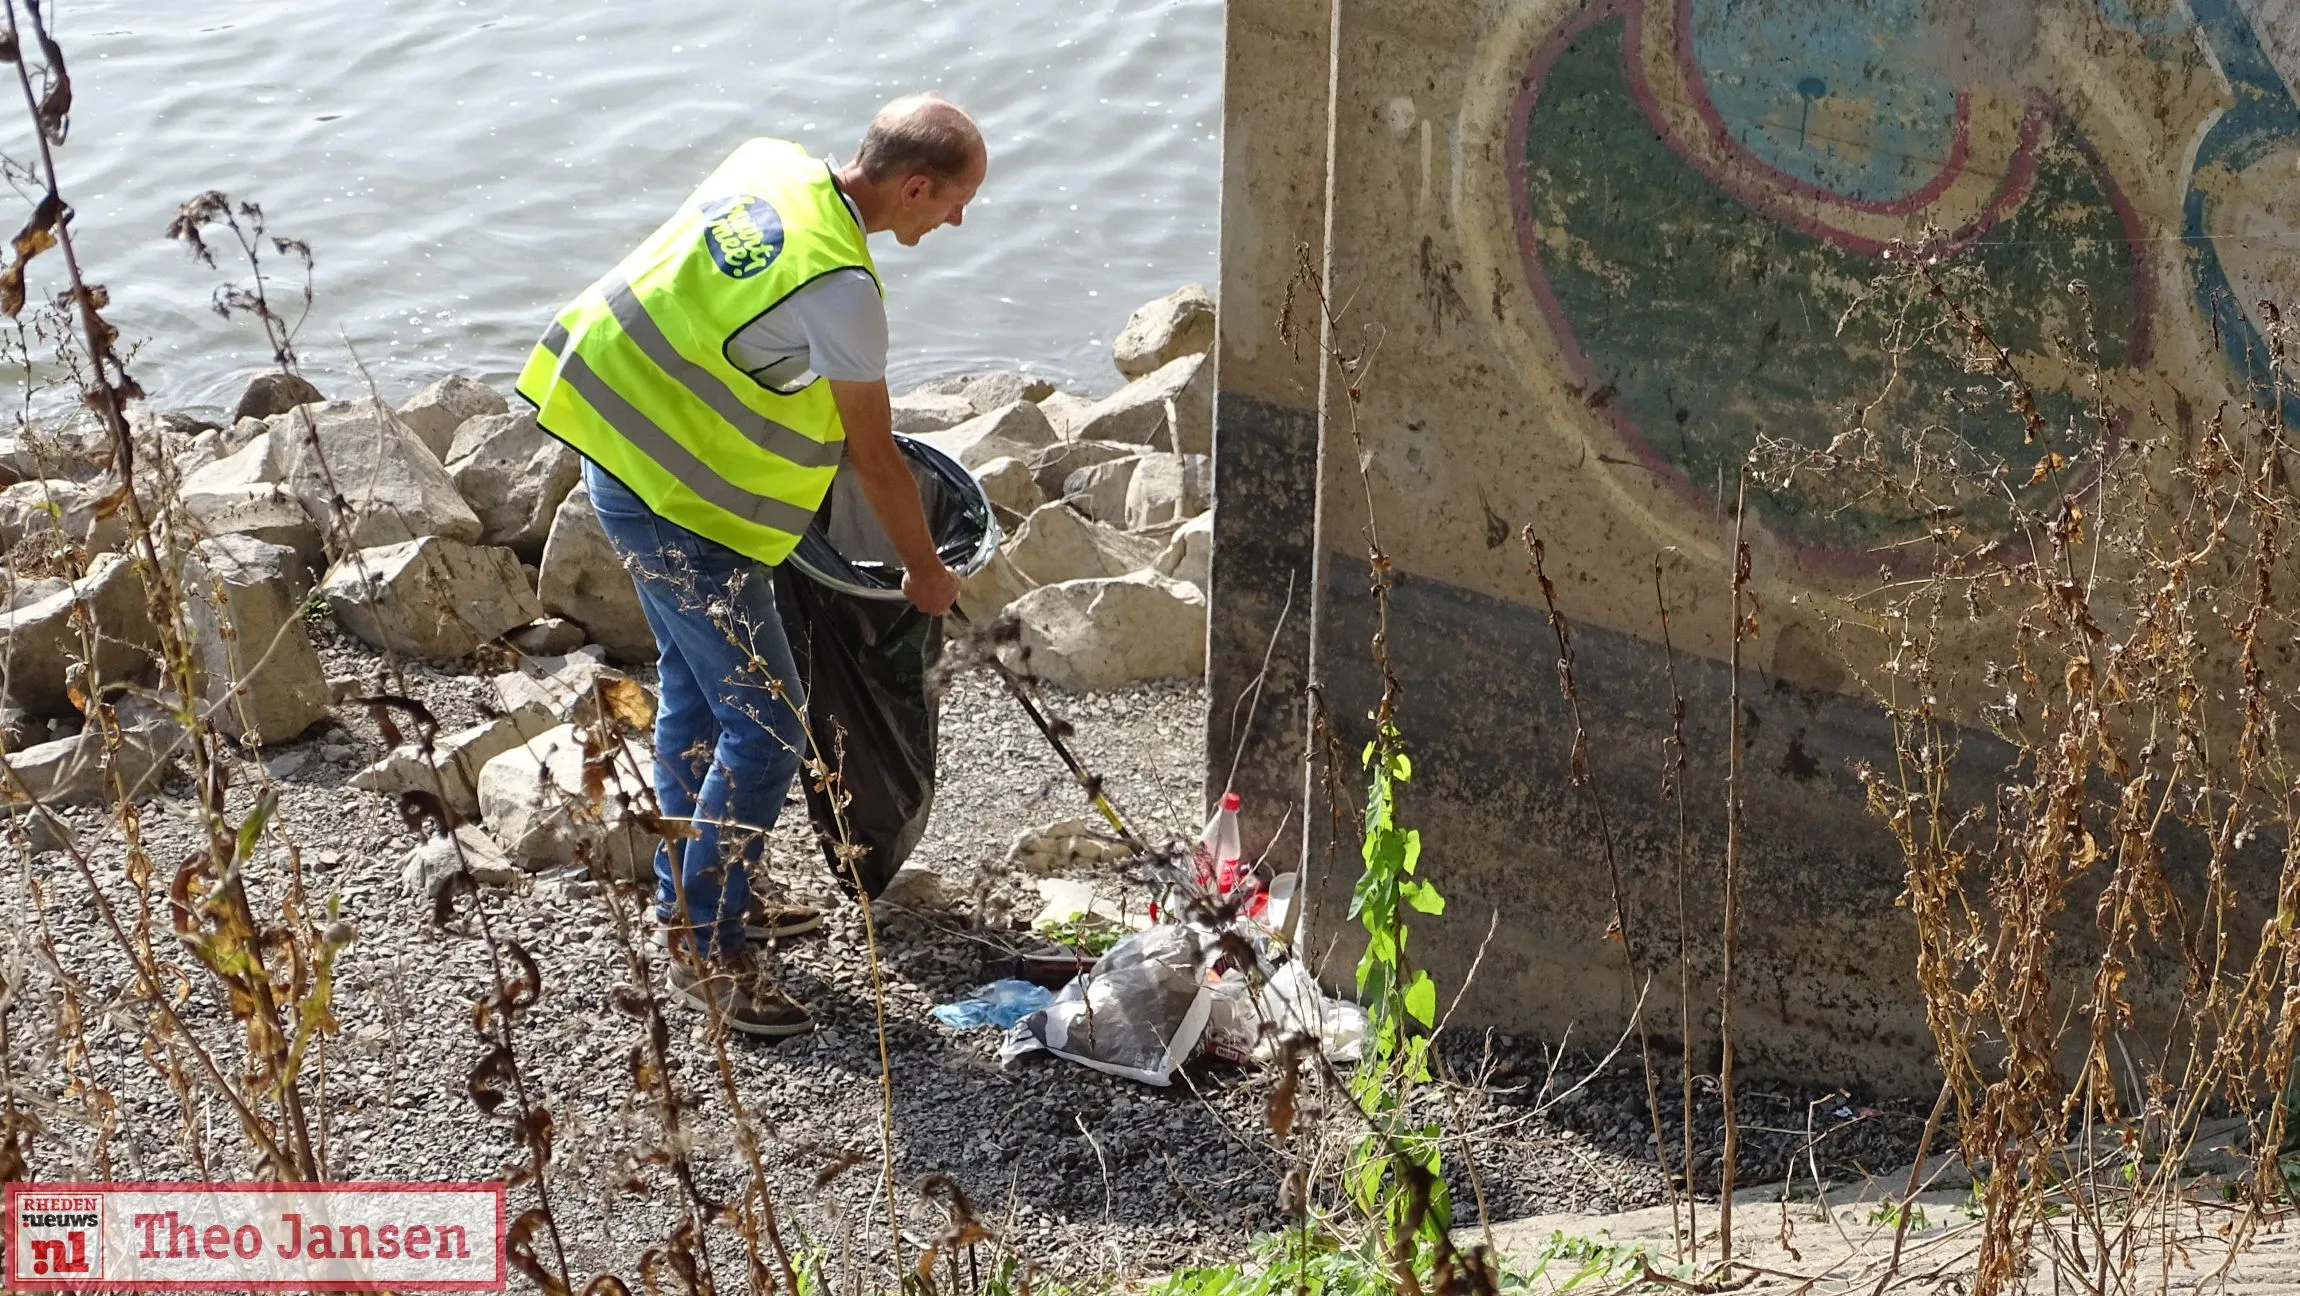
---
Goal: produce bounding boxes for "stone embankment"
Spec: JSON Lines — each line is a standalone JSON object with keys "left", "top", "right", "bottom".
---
{"left": 0, "top": 285, "right": 1219, "bottom": 882}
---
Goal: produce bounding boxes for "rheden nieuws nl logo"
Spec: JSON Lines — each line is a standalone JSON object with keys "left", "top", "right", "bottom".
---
{"left": 4, "top": 1182, "right": 505, "bottom": 1292}
{"left": 12, "top": 1191, "right": 101, "bottom": 1281}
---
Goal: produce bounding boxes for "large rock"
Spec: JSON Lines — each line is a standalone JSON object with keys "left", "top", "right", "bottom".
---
{"left": 1122, "top": 454, "right": 1212, "bottom": 531}
{"left": 490, "top": 651, "right": 640, "bottom": 729}
{"left": 1152, "top": 512, "right": 1212, "bottom": 594}
{"left": 1069, "top": 353, "right": 1212, "bottom": 455}
{"left": 177, "top": 483, "right": 325, "bottom": 581}
{"left": 1030, "top": 439, "right": 1139, "bottom": 502}
{"left": 0, "top": 553, "right": 155, "bottom": 718}
{"left": 127, "top": 409, "right": 225, "bottom": 492}
{"left": 918, "top": 370, "right": 1055, "bottom": 413}
{"left": 181, "top": 432, "right": 278, "bottom": 496}
{"left": 221, "top": 416, "right": 270, "bottom": 455}
{"left": 1003, "top": 572, "right": 1208, "bottom": 692}
{"left": 0, "top": 419, "right": 113, "bottom": 483}
{"left": 319, "top": 537, "right": 543, "bottom": 661}
{"left": 958, "top": 548, "right": 1035, "bottom": 618}
{"left": 170, "top": 428, "right": 225, "bottom": 486}
{"left": 914, "top": 401, "right": 1060, "bottom": 471}
{"left": 506, "top": 617, "right": 586, "bottom": 657}
{"left": 0, "top": 479, "right": 128, "bottom": 555}
{"left": 266, "top": 400, "right": 484, "bottom": 550}
{"left": 1037, "top": 390, "right": 1096, "bottom": 439}
{"left": 889, "top": 392, "right": 977, "bottom": 435}
{"left": 181, "top": 535, "right": 329, "bottom": 744}
{"left": 232, "top": 372, "right": 326, "bottom": 423}
{"left": 444, "top": 411, "right": 580, "bottom": 560}
{"left": 355, "top": 706, "right": 555, "bottom": 819}
{"left": 401, "top": 824, "right": 524, "bottom": 893}
{"left": 1058, "top": 455, "right": 1144, "bottom": 524}
{"left": 1003, "top": 503, "right": 1162, "bottom": 587}
{"left": 396, "top": 376, "right": 507, "bottom": 461}
{"left": 537, "top": 486, "right": 653, "bottom": 664}
{"left": 4, "top": 577, "right": 66, "bottom": 613}
{"left": 972, "top": 456, "right": 1042, "bottom": 520}
{"left": 475, "top": 722, "right": 659, "bottom": 878}
{"left": 1112, "top": 285, "right": 1216, "bottom": 379}
{"left": 957, "top": 371, "right": 1055, "bottom": 415}
{"left": 2, "top": 714, "right": 179, "bottom": 807}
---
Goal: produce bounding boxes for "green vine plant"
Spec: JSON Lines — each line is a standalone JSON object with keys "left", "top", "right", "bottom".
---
{"left": 1346, "top": 722, "right": 1449, "bottom": 1269}
{"left": 1277, "top": 243, "right": 1489, "bottom": 1296}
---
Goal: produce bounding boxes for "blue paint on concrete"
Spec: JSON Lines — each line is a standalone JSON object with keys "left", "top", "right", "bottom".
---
{"left": 2184, "top": 0, "right": 2300, "bottom": 425}
{"left": 1688, "top": 0, "right": 1959, "bottom": 202}
{"left": 2095, "top": 0, "right": 2191, "bottom": 40}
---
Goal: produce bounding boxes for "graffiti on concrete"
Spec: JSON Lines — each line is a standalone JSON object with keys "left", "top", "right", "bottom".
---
{"left": 1510, "top": 0, "right": 2296, "bottom": 561}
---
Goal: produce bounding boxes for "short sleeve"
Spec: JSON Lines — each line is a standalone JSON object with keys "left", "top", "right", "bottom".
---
{"left": 784, "top": 269, "right": 888, "bottom": 383}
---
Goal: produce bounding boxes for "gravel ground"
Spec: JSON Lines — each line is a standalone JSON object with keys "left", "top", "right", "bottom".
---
{"left": 1, "top": 623, "right": 1928, "bottom": 1288}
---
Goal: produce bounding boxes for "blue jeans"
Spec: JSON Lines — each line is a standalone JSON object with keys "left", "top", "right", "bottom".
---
{"left": 581, "top": 460, "right": 807, "bottom": 957}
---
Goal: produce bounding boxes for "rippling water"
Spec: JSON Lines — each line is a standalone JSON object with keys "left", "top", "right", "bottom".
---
{"left": 25, "top": 0, "right": 1221, "bottom": 414}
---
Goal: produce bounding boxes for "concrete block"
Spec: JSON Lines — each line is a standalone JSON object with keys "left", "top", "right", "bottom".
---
{"left": 1002, "top": 571, "right": 1207, "bottom": 691}
{"left": 537, "top": 485, "right": 654, "bottom": 665}
{"left": 267, "top": 400, "right": 484, "bottom": 550}
{"left": 915, "top": 400, "right": 1062, "bottom": 471}
{"left": 231, "top": 371, "right": 325, "bottom": 423}
{"left": 0, "top": 553, "right": 156, "bottom": 718}
{"left": 1003, "top": 502, "right": 1163, "bottom": 587}
{"left": 1112, "top": 284, "right": 1216, "bottom": 379}
{"left": 396, "top": 376, "right": 506, "bottom": 461}
{"left": 355, "top": 705, "right": 556, "bottom": 818}
{"left": 444, "top": 410, "right": 580, "bottom": 561}
{"left": 182, "top": 534, "right": 330, "bottom": 744}
{"left": 475, "top": 722, "right": 658, "bottom": 878}
{"left": 319, "top": 537, "right": 543, "bottom": 661}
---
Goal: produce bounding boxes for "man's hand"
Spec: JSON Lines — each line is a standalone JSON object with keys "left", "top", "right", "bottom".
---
{"left": 902, "top": 559, "right": 962, "bottom": 617}
{"left": 831, "top": 377, "right": 966, "bottom": 618}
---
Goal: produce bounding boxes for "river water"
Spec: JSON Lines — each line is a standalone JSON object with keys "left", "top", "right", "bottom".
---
{"left": 30, "top": 0, "right": 1222, "bottom": 414}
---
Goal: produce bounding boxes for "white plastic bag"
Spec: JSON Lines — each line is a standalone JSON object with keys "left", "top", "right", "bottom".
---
{"left": 1000, "top": 926, "right": 1213, "bottom": 1086}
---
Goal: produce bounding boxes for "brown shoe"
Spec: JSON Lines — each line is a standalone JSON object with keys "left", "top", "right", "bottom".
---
{"left": 744, "top": 894, "right": 824, "bottom": 940}
{"left": 665, "top": 948, "right": 814, "bottom": 1038}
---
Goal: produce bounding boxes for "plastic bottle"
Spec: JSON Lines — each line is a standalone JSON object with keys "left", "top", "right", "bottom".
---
{"left": 1202, "top": 791, "right": 1243, "bottom": 894}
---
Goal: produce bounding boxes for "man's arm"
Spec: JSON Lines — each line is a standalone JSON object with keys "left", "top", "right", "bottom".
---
{"left": 830, "top": 377, "right": 961, "bottom": 616}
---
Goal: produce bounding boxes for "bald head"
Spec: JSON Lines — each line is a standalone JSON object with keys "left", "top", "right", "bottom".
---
{"left": 855, "top": 95, "right": 985, "bottom": 188}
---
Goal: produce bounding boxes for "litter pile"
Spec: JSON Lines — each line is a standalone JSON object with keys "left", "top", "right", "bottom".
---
{"left": 932, "top": 790, "right": 1366, "bottom": 1088}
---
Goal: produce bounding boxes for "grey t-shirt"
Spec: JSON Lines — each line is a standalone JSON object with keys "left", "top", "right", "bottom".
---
{"left": 724, "top": 187, "right": 886, "bottom": 391}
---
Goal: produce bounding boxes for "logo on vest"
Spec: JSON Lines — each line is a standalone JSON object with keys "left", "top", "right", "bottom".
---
{"left": 700, "top": 195, "right": 785, "bottom": 279}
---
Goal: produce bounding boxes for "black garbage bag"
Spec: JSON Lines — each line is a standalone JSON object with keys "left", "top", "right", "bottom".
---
{"left": 777, "top": 436, "right": 998, "bottom": 899}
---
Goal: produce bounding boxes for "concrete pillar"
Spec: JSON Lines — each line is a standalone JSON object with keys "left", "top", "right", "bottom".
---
{"left": 1206, "top": 0, "right": 1332, "bottom": 865}
{"left": 1209, "top": 0, "right": 2294, "bottom": 1094}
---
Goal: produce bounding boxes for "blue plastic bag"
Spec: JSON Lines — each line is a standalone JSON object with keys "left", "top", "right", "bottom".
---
{"left": 931, "top": 979, "right": 1054, "bottom": 1030}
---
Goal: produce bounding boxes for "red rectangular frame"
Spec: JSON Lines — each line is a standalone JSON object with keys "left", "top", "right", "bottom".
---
{"left": 4, "top": 1181, "right": 508, "bottom": 1293}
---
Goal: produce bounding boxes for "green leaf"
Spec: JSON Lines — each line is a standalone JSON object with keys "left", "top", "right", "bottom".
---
{"left": 1400, "top": 828, "right": 1422, "bottom": 875}
{"left": 1402, "top": 879, "right": 1446, "bottom": 915}
{"left": 1403, "top": 970, "right": 1437, "bottom": 1026}
{"left": 234, "top": 789, "right": 279, "bottom": 866}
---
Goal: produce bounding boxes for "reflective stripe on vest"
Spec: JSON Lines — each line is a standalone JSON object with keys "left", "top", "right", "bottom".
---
{"left": 535, "top": 322, "right": 819, "bottom": 537}
{"left": 514, "top": 137, "right": 879, "bottom": 565}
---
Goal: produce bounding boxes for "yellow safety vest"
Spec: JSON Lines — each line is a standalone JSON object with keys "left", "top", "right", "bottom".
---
{"left": 516, "top": 137, "right": 880, "bottom": 565}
